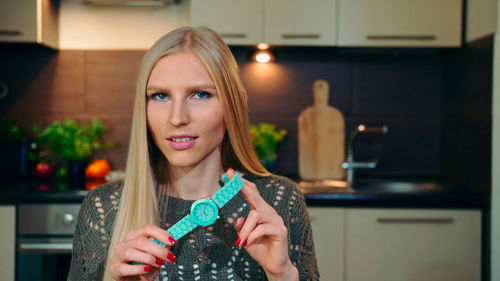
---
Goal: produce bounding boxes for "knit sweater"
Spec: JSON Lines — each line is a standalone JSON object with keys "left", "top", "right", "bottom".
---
{"left": 67, "top": 173, "right": 319, "bottom": 280}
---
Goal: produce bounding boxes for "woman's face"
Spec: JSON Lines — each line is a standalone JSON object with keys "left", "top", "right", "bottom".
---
{"left": 146, "top": 51, "right": 226, "bottom": 169}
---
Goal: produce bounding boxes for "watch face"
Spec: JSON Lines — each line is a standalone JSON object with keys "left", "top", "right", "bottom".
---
{"left": 190, "top": 199, "right": 219, "bottom": 226}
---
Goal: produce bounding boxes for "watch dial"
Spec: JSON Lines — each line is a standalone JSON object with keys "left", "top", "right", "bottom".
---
{"left": 194, "top": 203, "right": 214, "bottom": 221}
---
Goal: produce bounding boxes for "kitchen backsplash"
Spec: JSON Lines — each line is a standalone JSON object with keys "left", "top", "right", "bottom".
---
{"left": 0, "top": 37, "right": 492, "bottom": 185}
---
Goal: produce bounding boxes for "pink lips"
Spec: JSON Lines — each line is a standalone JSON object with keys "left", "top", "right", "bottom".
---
{"left": 167, "top": 135, "right": 198, "bottom": 150}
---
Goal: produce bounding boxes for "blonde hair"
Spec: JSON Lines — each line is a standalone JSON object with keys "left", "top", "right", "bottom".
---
{"left": 103, "top": 26, "right": 269, "bottom": 280}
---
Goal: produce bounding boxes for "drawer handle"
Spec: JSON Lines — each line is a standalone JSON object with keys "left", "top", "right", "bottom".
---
{"left": 220, "top": 33, "right": 247, "bottom": 38}
{"left": 0, "top": 30, "right": 23, "bottom": 36}
{"left": 282, "top": 34, "right": 320, "bottom": 39}
{"left": 376, "top": 218, "right": 454, "bottom": 224}
{"left": 366, "top": 35, "right": 436, "bottom": 41}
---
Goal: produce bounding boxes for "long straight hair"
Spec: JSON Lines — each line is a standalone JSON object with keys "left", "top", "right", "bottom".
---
{"left": 103, "top": 26, "right": 269, "bottom": 280}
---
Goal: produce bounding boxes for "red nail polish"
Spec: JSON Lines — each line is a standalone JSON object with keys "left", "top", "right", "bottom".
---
{"left": 243, "top": 240, "right": 248, "bottom": 247}
{"left": 167, "top": 252, "right": 176, "bottom": 262}
{"left": 155, "top": 257, "right": 163, "bottom": 266}
{"left": 235, "top": 236, "right": 241, "bottom": 247}
{"left": 168, "top": 236, "right": 177, "bottom": 245}
{"left": 144, "top": 266, "right": 152, "bottom": 272}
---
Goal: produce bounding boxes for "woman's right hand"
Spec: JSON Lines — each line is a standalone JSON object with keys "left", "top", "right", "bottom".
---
{"left": 110, "top": 224, "right": 177, "bottom": 281}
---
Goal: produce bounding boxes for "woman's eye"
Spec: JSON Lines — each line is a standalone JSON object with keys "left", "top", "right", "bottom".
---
{"left": 152, "top": 93, "right": 168, "bottom": 100}
{"left": 192, "top": 91, "right": 213, "bottom": 99}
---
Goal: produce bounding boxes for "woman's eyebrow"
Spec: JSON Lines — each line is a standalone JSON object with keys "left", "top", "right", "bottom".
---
{"left": 146, "top": 85, "right": 168, "bottom": 92}
{"left": 189, "top": 83, "right": 216, "bottom": 90}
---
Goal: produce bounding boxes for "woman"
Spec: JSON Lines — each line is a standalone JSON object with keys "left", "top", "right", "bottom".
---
{"left": 68, "top": 26, "right": 318, "bottom": 281}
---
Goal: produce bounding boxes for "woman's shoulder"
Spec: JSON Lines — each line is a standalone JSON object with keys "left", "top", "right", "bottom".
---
{"left": 243, "top": 172, "right": 304, "bottom": 199}
{"left": 80, "top": 180, "right": 123, "bottom": 215}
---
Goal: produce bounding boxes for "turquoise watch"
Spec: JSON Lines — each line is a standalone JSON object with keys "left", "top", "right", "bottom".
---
{"left": 166, "top": 171, "right": 244, "bottom": 241}
{"left": 132, "top": 172, "right": 244, "bottom": 264}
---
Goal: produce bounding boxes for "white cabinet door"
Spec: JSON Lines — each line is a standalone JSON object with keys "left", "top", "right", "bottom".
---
{"left": 0, "top": 0, "right": 37, "bottom": 43}
{"left": 308, "top": 207, "right": 344, "bottom": 281}
{"left": 264, "top": 0, "right": 337, "bottom": 46}
{"left": 0, "top": 0, "right": 58, "bottom": 47}
{"left": 345, "top": 208, "right": 481, "bottom": 281}
{"left": 338, "top": 0, "right": 462, "bottom": 47}
{"left": 190, "top": 0, "right": 264, "bottom": 45}
{"left": 0, "top": 206, "right": 15, "bottom": 281}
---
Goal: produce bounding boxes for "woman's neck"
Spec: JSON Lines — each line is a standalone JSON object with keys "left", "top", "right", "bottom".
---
{"left": 167, "top": 150, "right": 224, "bottom": 200}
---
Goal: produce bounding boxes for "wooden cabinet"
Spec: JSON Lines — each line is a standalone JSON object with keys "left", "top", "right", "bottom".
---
{"left": 308, "top": 208, "right": 344, "bottom": 281}
{"left": 338, "top": 0, "right": 462, "bottom": 47}
{"left": 0, "top": 0, "right": 58, "bottom": 48}
{"left": 190, "top": 0, "right": 336, "bottom": 46}
{"left": 0, "top": 206, "right": 15, "bottom": 281}
{"left": 345, "top": 208, "right": 481, "bottom": 281}
{"left": 264, "top": 0, "right": 336, "bottom": 46}
{"left": 190, "top": 0, "right": 264, "bottom": 45}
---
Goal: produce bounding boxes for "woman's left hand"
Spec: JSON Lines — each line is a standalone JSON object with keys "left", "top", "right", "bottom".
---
{"left": 227, "top": 168, "right": 299, "bottom": 281}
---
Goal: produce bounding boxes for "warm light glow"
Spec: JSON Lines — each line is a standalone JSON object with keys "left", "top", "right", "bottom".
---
{"left": 257, "top": 43, "right": 269, "bottom": 50}
{"left": 254, "top": 50, "right": 272, "bottom": 63}
{"left": 358, "top": 124, "right": 366, "bottom": 131}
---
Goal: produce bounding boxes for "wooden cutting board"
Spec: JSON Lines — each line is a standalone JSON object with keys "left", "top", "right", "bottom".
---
{"left": 298, "top": 80, "right": 346, "bottom": 180}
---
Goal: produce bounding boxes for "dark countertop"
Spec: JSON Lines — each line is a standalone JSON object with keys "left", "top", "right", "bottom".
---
{"left": 0, "top": 178, "right": 490, "bottom": 209}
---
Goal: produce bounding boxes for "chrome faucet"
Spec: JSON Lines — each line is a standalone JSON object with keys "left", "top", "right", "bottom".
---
{"left": 342, "top": 124, "right": 389, "bottom": 188}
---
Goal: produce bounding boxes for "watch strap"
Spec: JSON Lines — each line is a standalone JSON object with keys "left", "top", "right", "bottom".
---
{"left": 167, "top": 214, "right": 198, "bottom": 241}
{"left": 212, "top": 172, "right": 244, "bottom": 208}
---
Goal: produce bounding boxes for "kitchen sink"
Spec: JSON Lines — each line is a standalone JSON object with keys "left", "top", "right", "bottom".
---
{"left": 297, "top": 179, "right": 449, "bottom": 194}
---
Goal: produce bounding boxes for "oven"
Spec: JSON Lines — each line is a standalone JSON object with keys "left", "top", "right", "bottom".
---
{"left": 17, "top": 204, "right": 81, "bottom": 281}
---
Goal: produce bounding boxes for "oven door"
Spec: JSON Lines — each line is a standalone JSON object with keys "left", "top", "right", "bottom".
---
{"left": 17, "top": 237, "right": 73, "bottom": 281}
{"left": 17, "top": 204, "right": 80, "bottom": 281}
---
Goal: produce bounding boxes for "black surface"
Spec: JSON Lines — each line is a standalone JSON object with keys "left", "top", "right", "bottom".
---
{"left": 0, "top": 179, "right": 489, "bottom": 209}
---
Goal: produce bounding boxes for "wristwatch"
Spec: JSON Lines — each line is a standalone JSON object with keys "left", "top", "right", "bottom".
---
{"left": 166, "top": 171, "right": 244, "bottom": 241}
{"left": 132, "top": 172, "right": 244, "bottom": 264}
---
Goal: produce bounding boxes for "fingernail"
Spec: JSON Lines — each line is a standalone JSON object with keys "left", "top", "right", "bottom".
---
{"left": 168, "top": 236, "right": 177, "bottom": 245}
{"left": 243, "top": 240, "right": 248, "bottom": 247}
{"left": 144, "top": 266, "right": 152, "bottom": 272}
{"left": 235, "top": 236, "right": 241, "bottom": 247}
{"left": 155, "top": 257, "right": 163, "bottom": 266}
{"left": 167, "top": 252, "right": 176, "bottom": 262}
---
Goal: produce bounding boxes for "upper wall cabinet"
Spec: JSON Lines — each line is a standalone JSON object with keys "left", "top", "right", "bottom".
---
{"left": 190, "top": 0, "right": 337, "bottom": 46}
{"left": 264, "top": 0, "right": 336, "bottom": 46}
{"left": 190, "top": 0, "right": 264, "bottom": 45}
{"left": 338, "top": 0, "right": 462, "bottom": 47}
{"left": 0, "top": 0, "right": 58, "bottom": 48}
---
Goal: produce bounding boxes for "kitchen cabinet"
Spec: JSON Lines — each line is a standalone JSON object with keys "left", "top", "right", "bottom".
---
{"left": 308, "top": 207, "right": 481, "bottom": 281}
{"left": 466, "top": 0, "right": 497, "bottom": 43}
{"left": 308, "top": 208, "right": 344, "bottom": 281}
{"left": 190, "top": 0, "right": 264, "bottom": 45}
{"left": 264, "top": 0, "right": 336, "bottom": 46}
{"left": 338, "top": 0, "right": 462, "bottom": 47}
{"left": 0, "top": 0, "right": 58, "bottom": 48}
{"left": 0, "top": 206, "right": 15, "bottom": 281}
{"left": 190, "top": 0, "right": 336, "bottom": 46}
{"left": 345, "top": 208, "right": 481, "bottom": 281}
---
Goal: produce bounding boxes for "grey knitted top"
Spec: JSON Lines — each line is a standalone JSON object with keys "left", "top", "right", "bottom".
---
{"left": 67, "top": 173, "right": 319, "bottom": 280}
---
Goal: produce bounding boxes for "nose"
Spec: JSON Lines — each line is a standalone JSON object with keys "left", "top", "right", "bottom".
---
{"left": 168, "top": 100, "right": 190, "bottom": 127}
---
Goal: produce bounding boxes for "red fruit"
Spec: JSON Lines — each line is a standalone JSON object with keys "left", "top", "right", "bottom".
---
{"left": 35, "top": 163, "right": 53, "bottom": 179}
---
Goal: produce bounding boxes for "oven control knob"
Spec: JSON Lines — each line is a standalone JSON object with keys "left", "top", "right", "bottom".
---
{"left": 61, "top": 213, "right": 75, "bottom": 226}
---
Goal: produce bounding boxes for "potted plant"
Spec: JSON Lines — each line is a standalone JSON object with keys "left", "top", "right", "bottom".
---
{"left": 250, "top": 122, "right": 287, "bottom": 171}
{"left": 37, "top": 118, "right": 116, "bottom": 185}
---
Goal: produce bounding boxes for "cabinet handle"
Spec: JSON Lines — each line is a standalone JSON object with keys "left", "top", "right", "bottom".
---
{"left": 366, "top": 35, "right": 436, "bottom": 41}
{"left": 220, "top": 33, "right": 247, "bottom": 38}
{"left": 376, "top": 218, "right": 454, "bottom": 224}
{"left": 19, "top": 242, "right": 73, "bottom": 253}
{"left": 282, "top": 34, "right": 320, "bottom": 39}
{"left": 0, "top": 30, "right": 23, "bottom": 36}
